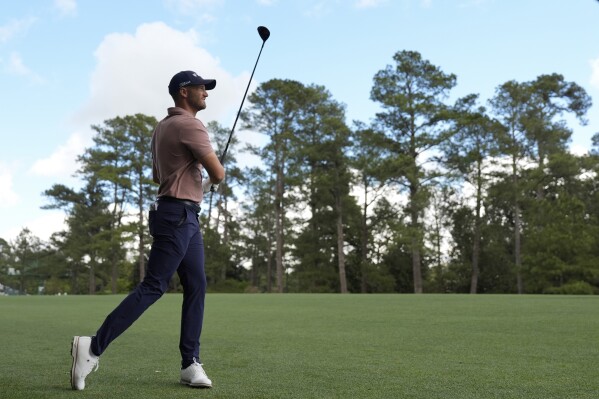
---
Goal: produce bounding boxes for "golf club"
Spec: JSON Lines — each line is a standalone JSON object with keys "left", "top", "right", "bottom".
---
{"left": 219, "top": 25, "right": 270, "bottom": 167}
{"left": 207, "top": 25, "right": 270, "bottom": 202}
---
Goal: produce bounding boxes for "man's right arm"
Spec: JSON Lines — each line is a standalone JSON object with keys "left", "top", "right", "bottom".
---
{"left": 199, "top": 152, "right": 225, "bottom": 185}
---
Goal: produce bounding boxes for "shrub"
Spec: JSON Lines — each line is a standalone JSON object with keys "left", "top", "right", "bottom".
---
{"left": 207, "top": 279, "right": 249, "bottom": 293}
{"left": 543, "top": 281, "right": 595, "bottom": 295}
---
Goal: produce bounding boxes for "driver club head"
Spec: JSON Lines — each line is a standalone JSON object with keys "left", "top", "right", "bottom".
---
{"left": 257, "top": 26, "right": 270, "bottom": 42}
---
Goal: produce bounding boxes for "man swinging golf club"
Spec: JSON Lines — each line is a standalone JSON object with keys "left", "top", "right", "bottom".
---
{"left": 71, "top": 25, "right": 269, "bottom": 391}
{"left": 70, "top": 70, "right": 224, "bottom": 390}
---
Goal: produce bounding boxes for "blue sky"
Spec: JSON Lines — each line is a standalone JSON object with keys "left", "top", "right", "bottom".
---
{"left": 1, "top": 0, "right": 599, "bottom": 242}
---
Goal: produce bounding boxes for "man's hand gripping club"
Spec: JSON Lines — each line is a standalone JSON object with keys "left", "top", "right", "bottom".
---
{"left": 202, "top": 178, "right": 219, "bottom": 194}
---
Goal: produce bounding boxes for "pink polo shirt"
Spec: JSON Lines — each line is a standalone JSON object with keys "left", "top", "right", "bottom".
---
{"left": 151, "top": 107, "right": 215, "bottom": 203}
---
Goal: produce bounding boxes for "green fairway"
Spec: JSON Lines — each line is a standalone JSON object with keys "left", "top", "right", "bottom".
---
{"left": 0, "top": 294, "right": 597, "bottom": 399}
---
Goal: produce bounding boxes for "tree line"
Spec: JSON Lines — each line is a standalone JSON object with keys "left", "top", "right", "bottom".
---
{"left": 1, "top": 50, "right": 598, "bottom": 295}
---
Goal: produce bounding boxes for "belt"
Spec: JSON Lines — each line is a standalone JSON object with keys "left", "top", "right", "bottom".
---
{"left": 157, "top": 196, "right": 200, "bottom": 211}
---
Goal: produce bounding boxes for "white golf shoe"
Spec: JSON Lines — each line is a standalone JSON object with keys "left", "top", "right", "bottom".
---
{"left": 180, "top": 361, "right": 212, "bottom": 388}
{"left": 70, "top": 336, "right": 99, "bottom": 390}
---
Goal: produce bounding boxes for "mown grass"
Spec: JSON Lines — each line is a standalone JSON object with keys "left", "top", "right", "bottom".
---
{"left": 0, "top": 294, "right": 598, "bottom": 398}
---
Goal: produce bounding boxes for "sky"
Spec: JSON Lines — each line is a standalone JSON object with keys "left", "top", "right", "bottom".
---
{"left": 1, "top": 0, "right": 599, "bottom": 243}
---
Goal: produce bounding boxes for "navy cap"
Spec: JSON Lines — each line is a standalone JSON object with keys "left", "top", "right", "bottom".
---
{"left": 168, "top": 70, "right": 216, "bottom": 94}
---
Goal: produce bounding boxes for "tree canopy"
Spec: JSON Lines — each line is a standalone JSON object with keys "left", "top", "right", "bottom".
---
{"left": 1, "top": 51, "right": 597, "bottom": 296}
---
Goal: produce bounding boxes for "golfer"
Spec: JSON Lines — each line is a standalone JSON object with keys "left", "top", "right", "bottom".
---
{"left": 70, "top": 70, "right": 224, "bottom": 390}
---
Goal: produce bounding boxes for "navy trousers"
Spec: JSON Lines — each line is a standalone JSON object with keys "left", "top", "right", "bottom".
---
{"left": 90, "top": 198, "right": 206, "bottom": 367}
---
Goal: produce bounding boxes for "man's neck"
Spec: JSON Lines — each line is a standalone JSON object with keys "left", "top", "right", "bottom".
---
{"left": 175, "top": 102, "right": 198, "bottom": 117}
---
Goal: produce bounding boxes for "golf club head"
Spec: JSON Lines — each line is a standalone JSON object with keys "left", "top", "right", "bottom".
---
{"left": 258, "top": 26, "right": 270, "bottom": 42}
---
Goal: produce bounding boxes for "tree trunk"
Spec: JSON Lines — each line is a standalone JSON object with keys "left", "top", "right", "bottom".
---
{"left": 139, "top": 185, "right": 146, "bottom": 283}
{"left": 138, "top": 224, "right": 145, "bottom": 285}
{"left": 470, "top": 163, "right": 483, "bottom": 294}
{"left": 335, "top": 194, "right": 348, "bottom": 293}
{"left": 514, "top": 202, "right": 523, "bottom": 294}
{"left": 266, "top": 215, "right": 273, "bottom": 293}
{"left": 412, "top": 240, "right": 423, "bottom": 293}
{"left": 221, "top": 193, "right": 229, "bottom": 281}
{"left": 411, "top": 198, "right": 423, "bottom": 293}
{"left": 470, "top": 223, "right": 481, "bottom": 294}
{"left": 267, "top": 248, "right": 273, "bottom": 293}
{"left": 111, "top": 263, "right": 117, "bottom": 294}
{"left": 72, "top": 269, "right": 79, "bottom": 295}
{"left": 250, "top": 237, "right": 257, "bottom": 288}
{"left": 512, "top": 157, "right": 523, "bottom": 294}
{"left": 410, "top": 179, "right": 423, "bottom": 294}
{"left": 360, "top": 182, "right": 369, "bottom": 293}
{"left": 89, "top": 263, "right": 95, "bottom": 295}
{"left": 275, "top": 163, "right": 284, "bottom": 293}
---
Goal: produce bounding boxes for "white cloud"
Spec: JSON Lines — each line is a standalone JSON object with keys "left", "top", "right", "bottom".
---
{"left": 590, "top": 57, "right": 599, "bottom": 90}
{"left": 7, "top": 52, "right": 27, "bottom": 74}
{"left": 458, "top": 0, "right": 490, "bottom": 8}
{"left": 304, "top": 2, "right": 331, "bottom": 18}
{"left": 0, "top": 17, "right": 36, "bottom": 43}
{"left": 569, "top": 143, "right": 588, "bottom": 157}
{"left": 164, "top": 0, "right": 223, "bottom": 13}
{"left": 256, "top": 0, "right": 276, "bottom": 5}
{"left": 29, "top": 133, "right": 89, "bottom": 177}
{"left": 0, "top": 164, "right": 19, "bottom": 207}
{"left": 54, "top": 0, "right": 77, "bottom": 17}
{"left": 421, "top": 0, "right": 432, "bottom": 8}
{"left": 4, "top": 52, "right": 43, "bottom": 83}
{"left": 1, "top": 211, "right": 67, "bottom": 242}
{"left": 73, "top": 22, "right": 251, "bottom": 128}
{"left": 354, "top": 0, "right": 387, "bottom": 9}
{"left": 39, "top": 22, "right": 252, "bottom": 181}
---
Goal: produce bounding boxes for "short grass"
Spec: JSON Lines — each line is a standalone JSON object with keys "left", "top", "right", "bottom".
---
{"left": 0, "top": 294, "right": 598, "bottom": 399}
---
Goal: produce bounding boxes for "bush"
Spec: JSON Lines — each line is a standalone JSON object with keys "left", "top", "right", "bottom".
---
{"left": 207, "top": 279, "right": 249, "bottom": 293}
{"left": 43, "top": 277, "right": 70, "bottom": 295}
{"left": 543, "top": 281, "right": 595, "bottom": 295}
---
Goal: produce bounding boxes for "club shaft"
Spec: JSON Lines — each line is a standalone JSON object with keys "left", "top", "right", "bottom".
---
{"left": 220, "top": 41, "right": 266, "bottom": 164}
